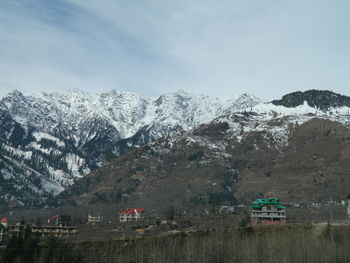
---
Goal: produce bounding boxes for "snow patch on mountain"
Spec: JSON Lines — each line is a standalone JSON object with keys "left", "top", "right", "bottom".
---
{"left": 2, "top": 155, "right": 64, "bottom": 195}
{"left": 3, "top": 144, "right": 33, "bottom": 160}
{"left": 65, "top": 153, "right": 89, "bottom": 178}
{"left": 33, "top": 132, "right": 65, "bottom": 147}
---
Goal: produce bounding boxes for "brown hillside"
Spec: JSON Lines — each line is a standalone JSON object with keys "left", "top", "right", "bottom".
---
{"left": 60, "top": 118, "right": 350, "bottom": 211}
{"left": 235, "top": 119, "right": 350, "bottom": 202}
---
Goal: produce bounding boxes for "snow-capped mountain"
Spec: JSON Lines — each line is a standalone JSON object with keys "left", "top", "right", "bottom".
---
{"left": 61, "top": 90, "right": 350, "bottom": 208}
{"left": 0, "top": 89, "right": 260, "bottom": 206}
{"left": 1, "top": 89, "right": 260, "bottom": 139}
{"left": 2, "top": 88, "right": 350, "bottom": 207}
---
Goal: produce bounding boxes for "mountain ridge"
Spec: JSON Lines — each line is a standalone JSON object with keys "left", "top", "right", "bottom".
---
{"left": 0, "top": 89, "right": 260, "bottom": 207}
{"left": 1, "top": 88, "right": 350, "bottom": 208}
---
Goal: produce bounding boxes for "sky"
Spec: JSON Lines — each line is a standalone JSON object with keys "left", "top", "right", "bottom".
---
{"left": 0, "top": 0, "right": 349, "bottom": 100}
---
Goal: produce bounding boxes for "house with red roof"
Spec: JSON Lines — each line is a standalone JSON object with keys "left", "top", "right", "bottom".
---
{"left": 0, "top": 218, "right": 8, "bottom": 228}
{"left": 119, "top": 208, "right": 146, "bottom": 222}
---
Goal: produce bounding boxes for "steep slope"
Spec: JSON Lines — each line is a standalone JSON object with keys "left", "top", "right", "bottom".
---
{"left": 0, "top": 89, "right": 260, "bottom": 207}
{"left": 60, "top": 99, "right": 350, "bottom": 210}
{"left": 235, "top": 118, "right": 350, "bottom": 202}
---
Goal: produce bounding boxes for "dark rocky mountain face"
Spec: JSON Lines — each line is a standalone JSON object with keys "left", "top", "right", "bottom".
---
{"left": 271, "top": 90, "right": 350, "bottom": 111}
{"left": 60, "top": 120, "right": 241, "bottom": 210}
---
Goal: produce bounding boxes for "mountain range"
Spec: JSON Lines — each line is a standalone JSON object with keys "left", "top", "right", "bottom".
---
{"left": 0, "top": 89, "right": 349, "bottom": 209}
{"left": 0, "top": 89, "right": 259, "bottom": 207}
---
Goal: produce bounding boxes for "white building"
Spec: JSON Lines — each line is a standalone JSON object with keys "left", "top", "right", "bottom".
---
{"left": 88, "top": 214, "right": 102, "bottom": 224}
{"left": 119, "top": 208, "right": 146, "bottom": 222}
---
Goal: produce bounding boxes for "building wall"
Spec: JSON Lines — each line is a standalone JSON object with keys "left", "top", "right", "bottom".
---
{"left": 31, "top": 226, "right": 78, "bottom": 238}
{"left": 119, "top": 212, "right": 145, "bottom": 222}
{"left": 251, "top": 204, "right": 286, "bottom": 225}
{"left": 88, "top": 215, "right": 102, "bottom": 223}
{"left": 0, "top": 228, "right": 5, "bottom": 242}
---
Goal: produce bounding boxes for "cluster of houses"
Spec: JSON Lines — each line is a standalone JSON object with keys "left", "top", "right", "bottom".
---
{"left": 93, "top": 195, "right": 350, "bottom": 226}
{"left": 0, "top": 215, "right": 79, "bottom": 243}
{"left": 116, "top": 198, "right": 286, "bottom": 226}
{"left": 33, "top": 215, "right": 78, "bottom": 238}
{"left": 291, "top": 199, "right": 349, "bottom": 209}
{"left": 0, "top": 209, "right": 148, "bottom": 244}
{"left": 1, "top": 195, "right": 348, "bottom": 243}
{"left": 86, "top": 209, "right": 146, "bottom": 224}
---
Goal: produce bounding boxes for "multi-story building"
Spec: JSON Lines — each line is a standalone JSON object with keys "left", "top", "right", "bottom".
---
{"left": 250, "top": 197, "right": 286, "bottom": 225}
{"left": 7, "top": 222, "right": 25, "bottom": 238}
{"left": 119, "top": 208, "right": 146, "bottom": 222}
{"left": 31, "top": 225, "right": 78, "bottom": 238}
{"left": 88, "top": 214, "right": 103, "bottom": 224}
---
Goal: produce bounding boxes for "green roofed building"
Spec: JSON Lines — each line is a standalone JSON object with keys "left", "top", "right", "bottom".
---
{"left": 250, "top": 197, "right": 286, "bottom": 225}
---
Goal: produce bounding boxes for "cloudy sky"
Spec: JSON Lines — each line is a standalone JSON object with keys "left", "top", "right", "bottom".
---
{"left": 0, "top": 0, "right": 349, "bottom": 100}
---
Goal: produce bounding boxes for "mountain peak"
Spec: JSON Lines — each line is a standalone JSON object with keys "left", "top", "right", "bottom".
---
{"left": 2, "top": 90, "right": 25, "bottom": 101}
{"left": 271, "top": 89, "right": 350, "bottom": 111}
{"left": 8, "top": 89, "right": 24, "bottom": 96}
{"left": 0, "top": 90, "right": 27, "bottom": 110}
{"left": 66, "top": 88, "right": 85, "bottom": 94}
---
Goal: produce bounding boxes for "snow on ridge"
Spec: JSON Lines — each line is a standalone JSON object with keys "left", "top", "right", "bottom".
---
{"left": 13, "top": 89, "right": 260, "bottom": 139}
{"left": 251, "top": 101, "right": 318, "bottom": 116}
{"left": 40, "top": 177, "right": 65, "bottom": 195}
{"left": 3, "top": 144, "right": 32, "bottom": 159}
{"left": 33, "top": 132, "right": 65, "bottom": 147}
{"left": 65, "top": 153, "right": 89, "bottom": 178}
{"left": 2, "top": 155, "right": 64, "bottom": 195}
{"left": 213, "top": 101, "right": 350, "bottom": 147}
{"left": 249, "top": 101, "right": 350, "bottom": 118}
{"left": 27, "top": 142, "right": 51, "bottom": 155}
{"left": 47, "top": 167, "right": 77, "bottom": 187}
{"left": 3, "top": 89, "right": 349, "bottom": 154}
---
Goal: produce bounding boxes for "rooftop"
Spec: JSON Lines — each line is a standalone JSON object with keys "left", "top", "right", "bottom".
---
{"left": 119, "top": 208, "right": 145, "bottom": 214}
{"left": 251, "top": 198, "right": 285, "bottom": 209}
